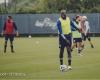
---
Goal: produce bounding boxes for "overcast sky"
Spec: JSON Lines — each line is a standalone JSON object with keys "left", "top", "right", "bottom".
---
{"left": 0, "top": 0, "right": 8, "bottom": 3}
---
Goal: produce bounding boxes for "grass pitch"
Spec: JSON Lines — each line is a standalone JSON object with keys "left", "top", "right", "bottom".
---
{"left": 0, "top": 37, "right": 100, "bottom": 80}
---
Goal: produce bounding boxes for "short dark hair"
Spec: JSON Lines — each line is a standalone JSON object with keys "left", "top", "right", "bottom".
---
{"left": 8, "top": 16, "right": 12, "bottom": 19}
{"left": 75, "top": 15, "right": 80, "bottom": 19}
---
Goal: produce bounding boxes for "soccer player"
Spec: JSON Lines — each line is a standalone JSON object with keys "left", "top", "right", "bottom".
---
{"left": 2, "top": 16, "right": 18, "bottom": 53}
{"left": 71, "top": 15, "right": 83, "bottom": 55}
{"left": 81, "top": 16, "right": 94, "bottom": 48}
{"left": 57, "top": 10, "right": 72, "bottom": 71}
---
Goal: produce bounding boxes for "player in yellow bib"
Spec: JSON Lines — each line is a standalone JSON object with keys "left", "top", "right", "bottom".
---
{"left": 71, "top": 15, "right": 83, "bottom": 55}
{"left": 57, "top": 10, "right": 72, "bottom": 71}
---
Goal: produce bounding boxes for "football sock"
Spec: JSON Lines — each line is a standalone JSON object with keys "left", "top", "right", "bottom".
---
{"left": 60, "top": 58, "right": 63, "bottom": 65}
{"left": 4, "top": 45, "right": 7, "bottom": 53}
{"left": 11, "top": 45, "right": 14, "bottom": 53}
{"left": 68, "top": 59, "right": 71, "bottom": 66}
{"left": 4, "top": 41, "right": 7, "bottom": 53}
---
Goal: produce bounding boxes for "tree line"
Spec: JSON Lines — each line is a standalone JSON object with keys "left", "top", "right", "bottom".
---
{"left": 0, "top": 0, "right": 100, "bottom": 14}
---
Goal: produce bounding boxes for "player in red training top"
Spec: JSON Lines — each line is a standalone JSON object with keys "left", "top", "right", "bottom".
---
{"left": 2, "top": 16, "right": 19, "bottom": 53}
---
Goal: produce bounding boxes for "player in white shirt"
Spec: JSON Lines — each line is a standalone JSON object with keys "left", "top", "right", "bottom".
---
{"left": 81, "top": 16, "right": 94, "bottom": 48}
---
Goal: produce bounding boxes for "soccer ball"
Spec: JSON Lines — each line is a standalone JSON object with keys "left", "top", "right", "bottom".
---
{"left": 28, "top": 35, "right": 32, "bottom": 38}
{"left": 60, "top": 65, "right": 67, "bottom": 72}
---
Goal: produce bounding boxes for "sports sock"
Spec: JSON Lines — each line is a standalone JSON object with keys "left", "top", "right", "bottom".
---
{"left": 68, "top": 59, "right": 71, "bottom": 66}
{"left": 11, "top": 45, "right": 14, "bottom": 53}
{"left": 60, "top": 58, "right": 63, "bottom": 65}
{"left": 4, "top": 45, "right": 7, "bottom": 53}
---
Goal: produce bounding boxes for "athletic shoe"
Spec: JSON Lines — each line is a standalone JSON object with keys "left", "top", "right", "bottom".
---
{"left": 67, "top": 66, "right": 72, "bottom": 70}
{"left": 78, "top": 53, "right": 83, "bottom": 56}
{"left": 60, "top": 65, "right": 67, "bottom": 72}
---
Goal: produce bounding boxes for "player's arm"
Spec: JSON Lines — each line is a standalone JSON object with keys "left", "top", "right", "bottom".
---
{"left": 74, "top": 21, "right": 82, "bottom": 33}
{"left": 13, "top": 22, "right": 19, "bottom": 36}
{"left": 73, "top": 21, "right": 80, "bottom": 29}
{"left": 71, "top": 21, "right": 79, "bottom": 31}
{"left": 57, "top": 20, "right": 66, "bottom": 40}
{"left": 85, "top": 21, "right": 90, "bottom": 35}
{"left": 71, "top": 20, "right": 81, "bottom": 33}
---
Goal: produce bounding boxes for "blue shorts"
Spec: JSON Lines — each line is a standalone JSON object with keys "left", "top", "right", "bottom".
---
{"left": 59, "top": 33, "right": 72, "bottom": 48}
{"left": 5, "top": 34, "right": 14, "bottom": 42}
{"left": 73, "top": 38, "right": 82, "bottom": 43}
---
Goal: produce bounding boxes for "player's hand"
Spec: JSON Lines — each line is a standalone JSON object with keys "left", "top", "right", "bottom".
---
{"left": 78, "top": 28, "right": 82, "bottom": 33}
{"left": 65, "top": 39, "right": 70, "bottom": 44}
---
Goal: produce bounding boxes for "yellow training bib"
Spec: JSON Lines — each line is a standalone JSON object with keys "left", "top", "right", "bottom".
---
{"left": 59, "top": 17, "right": 71, "bottom": 35}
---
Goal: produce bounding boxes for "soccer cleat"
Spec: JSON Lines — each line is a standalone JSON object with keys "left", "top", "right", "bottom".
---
{"left": 78, "top": 53, "right": 83, "bottom": 56}
{"left": 67, "top": 66, "right": 72, "bottom": 70}
{"left": 60, "top": 65, "right": 67, "bottom": 72}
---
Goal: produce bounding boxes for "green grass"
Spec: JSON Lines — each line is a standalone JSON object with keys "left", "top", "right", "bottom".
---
{"left": 0, "top": 37, "right": 100, "bottom": 80}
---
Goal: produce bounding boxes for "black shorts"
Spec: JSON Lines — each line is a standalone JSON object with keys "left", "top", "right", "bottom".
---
{"left": 59, "top": 34, "right": 72, "bottom": 48}
{"left": 82, "top": 33, "right": 90, "bottom": 41}
{"left": 73, "top": 38, "right": 82, "bottom": 43}
{"left": 5, "top": 34, "right": 14, "bottom": 42}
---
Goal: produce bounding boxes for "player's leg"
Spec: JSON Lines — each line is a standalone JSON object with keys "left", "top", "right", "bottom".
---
{"left": 66, "top": 34, "right": 72, "bottom": 70}
{"left": 66, "top": 45, "right": 72, "bottom": 68}
{"left": 82, "top": 33, "right": 86, "bottom": 48}
{"left": 4, "top": 35, "right": 8, "bottom": 53}
{"left": 79, "top": 42, "right": 83, "bottom": 53}
{"left": 71, "top": 39, "right": 76, "bottom": 52}
{"left": 59, "top": 35, "right": 68, "bottom": 71}
{"left": 59, "top": 35, "right": 65, "bottom": 65}
{"left": 10, "top": 35, "right": 15, "bottom": 53}
{"left": 59, "top": 45, "right": 66, "bottom": 71}
{"left": 87, "top": 35, "right": 94, "bottom": 48}
{"left": 59, "top": 36, "right": 61, "bottom": 48}
{"left": 59, "top": 46, "right": 64, "bottom": 65}
{"left": 77, "top": 42, "right": 80, "bottom": 53}
{"left": 77, "top": 38, "right": 82, "bottom": 54}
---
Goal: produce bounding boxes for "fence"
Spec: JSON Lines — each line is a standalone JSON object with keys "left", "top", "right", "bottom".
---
{"left": 0, "top": 13, "right": 100, "bottom": 35}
